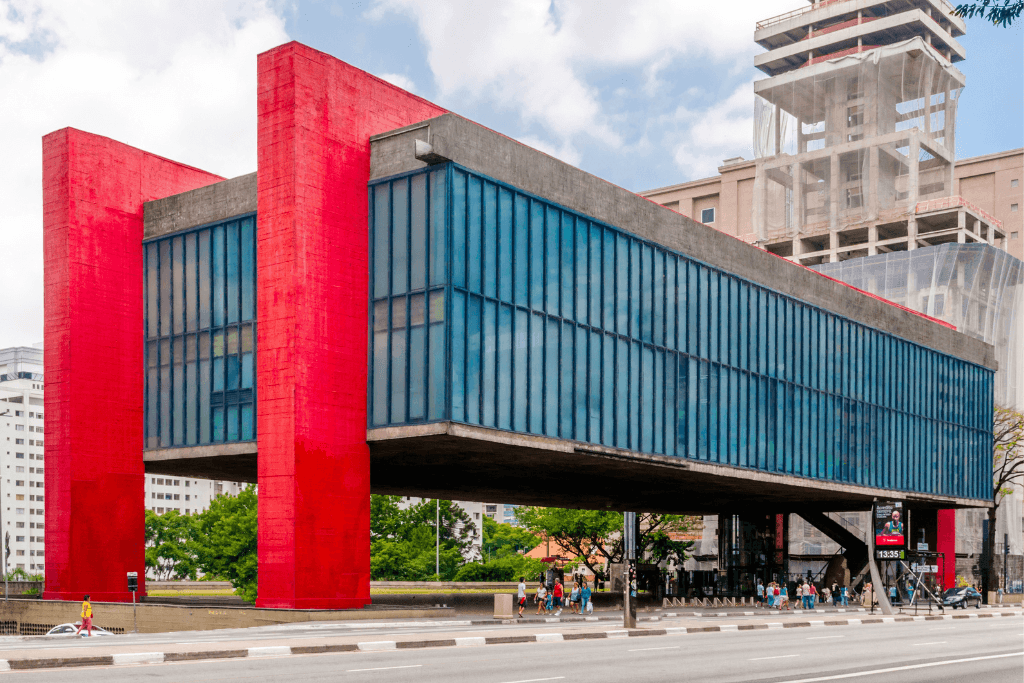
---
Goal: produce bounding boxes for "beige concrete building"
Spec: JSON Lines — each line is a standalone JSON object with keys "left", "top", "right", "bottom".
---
{"left": 641, "top": 148, "right": 1022, "bottom": 263}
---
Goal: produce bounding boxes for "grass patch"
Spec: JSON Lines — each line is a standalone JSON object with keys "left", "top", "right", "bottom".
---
{"left": 148, "top": 589, "right": 237, "bottom": 597}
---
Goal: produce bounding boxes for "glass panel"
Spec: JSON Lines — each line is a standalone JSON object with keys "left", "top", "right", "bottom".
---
{"left": 513, "top": 308, "right": 528, "bottom": 432}
{"left": 451, "top": 292, "right": 466, "bottom": 422}
{"left": 372, "top": 300, "right": 389, "bottom": 426}
{"left": 467, "top": 176, "right": 482, "bottom": 294}
{"left": 483, "top": 182, "right": 497, "bottom": 299}
{"left": 482, "top": 299, "right": 496, "bottom": 427}
{"left": 466, "top": 296, "right": 481, "bottom": 424}
{"left": 185, "top": 233, "right": 198, "bottom": 332}
{"left": 545, "top": 317, "right": 558, "bottom": 437}
{"left": 227, "top": 405, "right": 239, "bottom": 441}
{"left": 452, "top": 170, "right": 466, "bottom": 289}
{"left": 173, "top": 336, "right": 184, "bottom": 445}
{"left": 172, "top": 236, "right": 184, "bottom": 335}
{"left": 186, "top": 334, "right": 198, "bottom": 445}
{"left": 546, "top": 207, "right": 560, "bottom": 315}
{"left": 497, "top": 304, "right": 512, "bottom": 430}
{"left": 159, "top": 239, "right": 172, "bottom": 336}
{"left": 498, "top": 187, "right": 513, "bottom": 302}
{"left": 641, "top": 244, "right": 652, "bottom": 343}
{"left": 576, "top": 218, "right": 588, "bottom": 328}
{"left": 409, "top": 321, "right": 425, "bottom": 421}
{"left": 212, "top": 224, "right": 225, "bottom": 327}
{"left": 529, "top": 312, "right": 544, "bottom": 434}
{"left": 198, "top": 230, "right": 211, "bottom": 329}
{"left": 226, "top": 221, "right": 240, "bottom": 324}
{"left": 429, "top": 169, "right": 447, "bottom": 286}
{"left": 410, "top": 174, "right": 427, "bottom": 291}
{"left": 560, "top": 320, "right": 573, "bottom": 439}
{"left": 241, "top": 216, "right": 255, "bottom": 321}
{"left": 241, "top": 404, "right": 255, "bottom": 440}
{"left": 392, "top": 178, "right": 409, "bottom": 296}
{"left": 199, "top": 332, "right": 211, "bottom": 444}
{"left": 514, "top": 194, "right": 528, "bottom": 307}
{"left": 374, "top": 183, "right": 390, "bottom": 298}
{"left": 146, "top": 243, "right": 159, "bottom": 339}
{"left": 529, "top": 200, "right": 545, "bottom": 311}
{"left": 560, "top": 212, "right": 574, "bottom": 320}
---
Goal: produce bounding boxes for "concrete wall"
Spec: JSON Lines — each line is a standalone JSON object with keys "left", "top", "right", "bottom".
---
{"left": 370, "top": 114, "right": 995, "bottom": 371}
{"left": 144, "top": 172, "right": 256, "bottom": 239}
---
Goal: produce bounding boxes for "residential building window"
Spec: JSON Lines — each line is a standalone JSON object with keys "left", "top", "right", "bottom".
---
{"left": 1012, "top": 204, "right": 1019, "bottom": 212}
{"left": 1012, "top": 232, "right": 1019, "bottom": 240}
{"left": 15, "top": 495, "right": 23, "bottom": 501}
{"left": 15, "top": 453, "right": 23, "bottom": 459}
{"left": 185, "top": 495, "right": 190, "bottom": 501}
{"left": 173, "top": 480, "right": 180, "bottom": 486}
{"left": 14, "top": 439, "right": 22, "bottom": 445}
{"left": 15, "top": 536, "right": 23, "bottom": 542}
{"left": 15, "top": 523, "right": 23, "bottom": 529}
{"left": 15, "top": 481, "right": 23, "bottom": 486}
{"left": 1012, "top": 179, "right": 1019, "bottom": 188}
{"left": 701, "top": 207, "right": 716, "bottom": 224}
{"left": 15, "top": 467, "right": 23, "bottom": 473}
{"left": 14, "top": 411, "right": 23, "bottom": 417}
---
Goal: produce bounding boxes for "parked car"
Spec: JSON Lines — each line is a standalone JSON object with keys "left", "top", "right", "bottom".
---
{"left": 942, "top": 587, "right": 982, "bottom": 609}
{"left": 45, "top": 623, "right": 112, "bottom": 637}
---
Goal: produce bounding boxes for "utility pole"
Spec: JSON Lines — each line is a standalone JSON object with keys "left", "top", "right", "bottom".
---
{"left": 623, "top": 512, "right": 637, "bottom": 629}
{"left": 435, "top": 499, "right": 440, "bottom": 578}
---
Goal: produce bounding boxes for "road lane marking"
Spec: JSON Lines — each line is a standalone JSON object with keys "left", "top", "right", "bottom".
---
{"left": 807, "top": 636, "right": 845, "bottom": 640}
{"left": 629, "top": 646, "right": 680, "bottom": 652}
{"left": 346, "top": 665, "right": 423, "bottom": 672}
{"left": 497, "top": 678, "right": 565, "bottom": 683}
{"left": 750, "top": 654, "right": 800, "bottom": 661}
{"left": 772, "top": 651, "right": 1023, "bottom": 683}
{"left": 929, "top": 627, "right": 955, "bottom": 630}
{"left": 913, "top": 641, "right": 947, "bottom": 645}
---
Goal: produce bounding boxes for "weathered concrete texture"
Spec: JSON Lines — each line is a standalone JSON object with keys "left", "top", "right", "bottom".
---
{"left": 143, "top": 443, "right": 257, "bottom": 483}
{"left": 370, "top": 114, "right": 997, "bottom": 371}
{"left": 368, "top": 422, "right": 991, "bottom": 513}
{"left": 43, "top": 128, "right": 224, "bottom": 604}
{"left": 0, "top": 599, "right": 451, "bottom": 634}
{"left": 143, "top": 172, "right": 257, "bottom": 239}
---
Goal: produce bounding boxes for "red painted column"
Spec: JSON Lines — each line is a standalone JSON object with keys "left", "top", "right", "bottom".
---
{"left": 255, "top": 42, "right": 446, "bottom": 608}
{"left": 937, "top": 509, "right": 956, "bottom": 590}
{"left": 43, "top": 129, "right": 222, "bottom": 602}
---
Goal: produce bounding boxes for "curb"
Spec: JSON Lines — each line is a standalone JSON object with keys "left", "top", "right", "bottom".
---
{"left": 0, "top": 611, "right": 1019, "bottom": 672}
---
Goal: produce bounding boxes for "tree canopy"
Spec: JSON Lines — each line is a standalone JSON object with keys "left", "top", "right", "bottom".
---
{"left": 515, "top": 507, "right": 697, "bottom": 579}
{"left": 368, "top": 495, "right": 477, "bottom": 581}
{"left": 953, "top": 1, "right": 1023, "bottom": 26}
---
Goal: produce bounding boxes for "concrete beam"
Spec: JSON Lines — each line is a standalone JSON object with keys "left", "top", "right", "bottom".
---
{"left": 144, "top": 173, "right": 257, "bottom": 239}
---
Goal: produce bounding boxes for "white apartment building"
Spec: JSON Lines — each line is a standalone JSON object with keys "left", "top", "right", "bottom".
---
{"left": 483, "top": 503, "right": 521, "bottom": 527}
{"left": 0, "top": 345, "right": 46, "bottom": 573}
{"left": 145, "top": 476, "right": 246, "bottom": 516}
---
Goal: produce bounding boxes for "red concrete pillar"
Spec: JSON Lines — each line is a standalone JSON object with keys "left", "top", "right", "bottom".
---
{"left": 937, "top": 509, "right": 956, "bottom": 590}
{"left": 43, "top": 129, "right": 221, "bottom": 601}
{"left": 255, "top": 42, "right": 446, "bottom": 608}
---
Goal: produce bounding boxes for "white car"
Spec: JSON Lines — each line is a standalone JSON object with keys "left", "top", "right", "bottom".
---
{"left": 45, "top": 623, "right": 112, "bottom": 637}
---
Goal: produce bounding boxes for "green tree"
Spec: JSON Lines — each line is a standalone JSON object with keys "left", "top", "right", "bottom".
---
{"left": 983, "top": 407, "right": 1024, "bottom": 598}
{"left": 368, "top": 496, "right": 478, "bottom": 580}
{"left": 190, "top": 486, "right": 258, "bottom": 602}
{"left": 953, "top": 1, "right": 1022, "bottom": 26}
{"left": 481, "top": 516, "right": 540, "bottom": 561}
{"left": 145, "top": 509, "right": 198, "bottom": 581}
{"left": 515, "top": 507, "right": 697, "bottom": 580}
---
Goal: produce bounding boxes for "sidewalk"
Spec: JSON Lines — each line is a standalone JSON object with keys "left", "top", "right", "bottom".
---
{"left": 0, "top": 607, "right": 1018, "bottom": 672}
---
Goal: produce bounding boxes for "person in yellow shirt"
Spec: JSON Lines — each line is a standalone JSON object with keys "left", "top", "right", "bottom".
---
{"left": 74, "top": 594, "right": 93, "bottom": 636}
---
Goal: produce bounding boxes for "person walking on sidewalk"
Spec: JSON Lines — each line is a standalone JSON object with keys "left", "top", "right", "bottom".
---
{"left": 553, "top": 578, "right": 564, "bottom": 616}
{"left": 808, "top": 582, "right": 817, "bottom": 609}
{"left": 581, "top": 581, "right": 592, "bottom": 614}
{"left": 570, "top": 581, "right": 581, "bottom": 614}
{"left": 756, "top": 580, "right": 764, "bottom": 608}
{"left": 517, "top": 577, "right": 527, "bottom": 618}
{"left": 74, "top": 595, "right": 93, "bottom": 637}
{"left": 535, "top": 582, "right": 548, "bottom": 615}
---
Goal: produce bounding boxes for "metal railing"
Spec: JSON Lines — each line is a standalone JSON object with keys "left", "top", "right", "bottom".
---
{"left": 757, "top": 0, "right": 959, "bottom": 31}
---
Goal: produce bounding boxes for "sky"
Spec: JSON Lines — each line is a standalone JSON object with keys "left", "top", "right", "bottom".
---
{"left": 0, "top": 0, "right": 1021, "bottom": 348}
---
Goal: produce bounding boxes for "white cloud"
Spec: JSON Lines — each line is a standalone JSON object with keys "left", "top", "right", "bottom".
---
{"left": 670, "top": 82, "right": 756, "bottom": 179}
{"left": 0, "top": 0, "right": 289, "bottom": 348}
{"left": 378, "top": 72, "right": 416, "bottom": 92}
{"left": 370, "top": 0, "right": 793, "bottom": 162}
{"left": 515, "top": 135, "right": 581, "bottom": 167}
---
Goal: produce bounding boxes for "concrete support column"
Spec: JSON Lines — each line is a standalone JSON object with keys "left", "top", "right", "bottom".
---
{"left": 868, "top": 224, "right": 879, "bottom": 256}
{"left": 773, "top": 104, "right": 782, "bottom": 156}
{"left": 829, "top": 231, "right": 839, "bottom": 263}
{"left": 908, "top": 218, "right": 918, "bottom": 250}
{"left": 42, "top": 129, "right": 223, "bottom": 602}
{"left": 255, "top": 43, "right": 446, "bottom": 609}
{"left": 792, "top": 162, "right": 804, "bottom": 234}
{"left": 868, "top": 146, "right": 879, "bottom": 220}
{"left": 829, "top": 152, "right": 840, "bottom": 232}
{"left": 908, "top": 134, "right": 920, "bottom": 210}
{"left": 957, "top": 210, "right": 966, "bottom": 244}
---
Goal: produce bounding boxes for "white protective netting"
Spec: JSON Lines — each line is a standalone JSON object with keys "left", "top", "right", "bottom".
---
{"left": 754, "top": 37, "right": 963, "bottom": 241}
{"left": 813, "top": 243, "right": 1024, "bottom": 412}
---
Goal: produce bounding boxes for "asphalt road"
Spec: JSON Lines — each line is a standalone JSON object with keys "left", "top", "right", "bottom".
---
{"left": 3, "top": 614, "right": 1020, "bottom": 682}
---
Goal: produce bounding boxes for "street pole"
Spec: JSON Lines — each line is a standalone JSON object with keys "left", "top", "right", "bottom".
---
{"left": 435, "top": 499, "right": 440, "bottom": 578}
{"left": 623, "top": 511, "right": 637, "bottom": 629}
{"left": 1004, "top": 533, "right": 1009, "bottom": 594}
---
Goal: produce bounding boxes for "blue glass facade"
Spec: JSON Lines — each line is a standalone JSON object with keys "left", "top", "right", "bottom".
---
{"left": 369, "top": 165, "right": 993, "bottom": 501}
{"left": 144, "top": 214, "right": 257, "bottom": 448}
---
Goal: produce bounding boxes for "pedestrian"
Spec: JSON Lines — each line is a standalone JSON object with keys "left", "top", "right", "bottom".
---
{"left": 822, "top": 585, "right": 831, "bottom": 606}
{"left": 997, "top": 587, "right": 1004, "bottom": 604}
{"left": 536, "top": 582, "right": 548, "bottom": 615}
{"left": 570, "top": 581, "right": 581, "bottom": 614}
{"left": 831, "top": 582, "right": 839, "bottom": 605}
{"left": 809, "top": 582, "right": 817, "bottom": 609}
{"left": 756, "top": 580, "right": 764, "bottom": 608}
{"left": 553, "top": 578, "right": 564, "bottom": 616}
{"left": 517, "top": 576, "right": 527, "bottom": 618}
{"left": 780, "top": 584, "right": 790, "bottom": 610}
{"left": 796, "top": 581, "right": 804, "bottom": 609}
{"left": 581, "top": 581, "right": 592, "bottom": 614}
{"left": 841, "top": 585, "right": 848, "bottom": 606}
{"left": 74, "top": 594, "right": 93, "bottom": 637}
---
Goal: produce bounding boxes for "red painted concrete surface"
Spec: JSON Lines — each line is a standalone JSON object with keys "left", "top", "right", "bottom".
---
{"left": 937, "top": 509, "right": 956, "bottom": 590}
{"left": 254, "top": 42, "right": 446, "bottom": 608}
{"left": 42, "top": 129, "right": 222, "bottom": 602}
